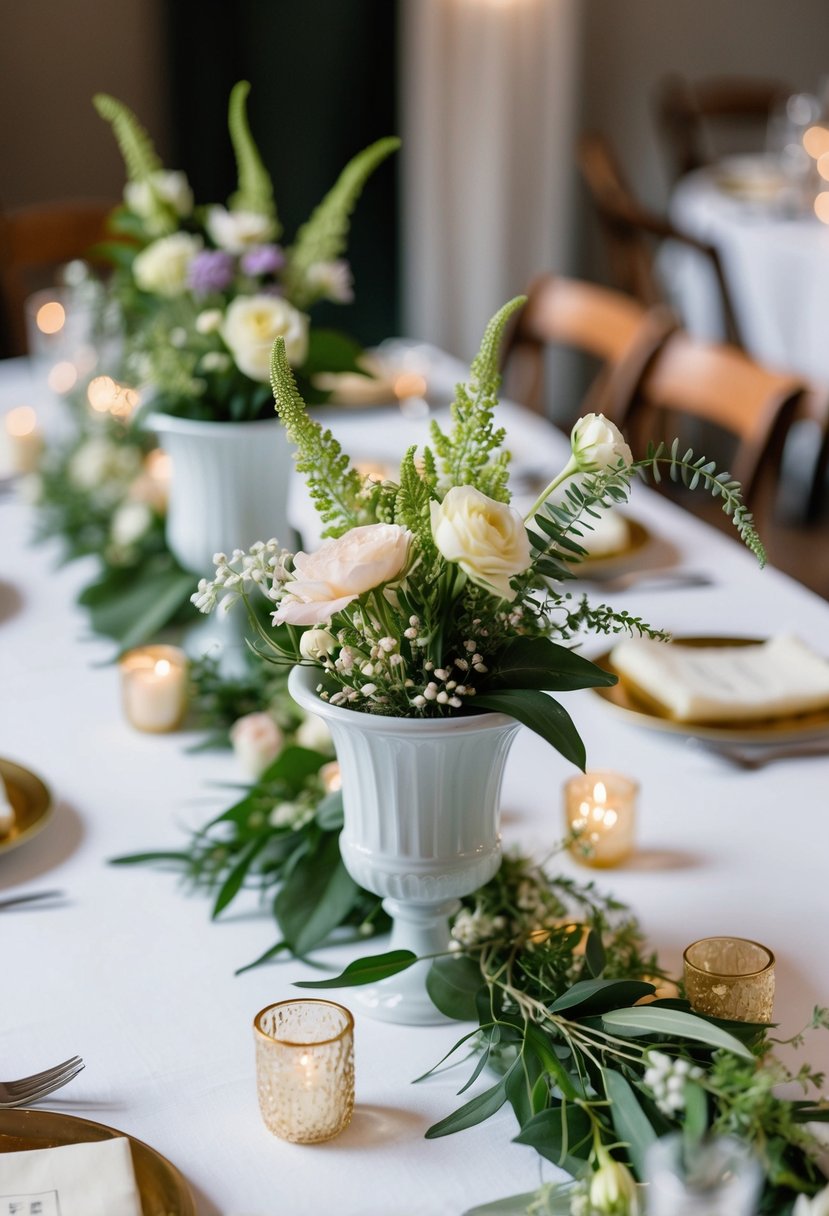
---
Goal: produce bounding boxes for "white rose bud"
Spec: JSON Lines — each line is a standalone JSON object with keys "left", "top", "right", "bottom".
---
{"left": 274, "top": 524, "right": 413, "bottom": 627}
{"left": 430, "top": 486, "right": 531, "bottom": 602}
{"left": 230, "top": 712, "right": 284, "bottom": 779}
{"left": 794, "top": 1188, "right": 829, "bottom": 1216}
{"left": 571, "top": 412, "right": 633, "bottom": 474}
{"left": 221, "top": 294, "right": 308, "bottom": 381}
{"left": 299, "top": 628, "right": 338, "bottom": 662}
{"left": 589, "top": 1153, "right": 640, "bottom": 1216}
{"left": 206, "top": 206, "right": 277, "bottom": 253}
{"left": 132, "top": 232, "right": 202, "bottom": 297}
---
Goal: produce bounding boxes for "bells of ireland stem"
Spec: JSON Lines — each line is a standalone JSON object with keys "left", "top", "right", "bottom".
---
{"left": 588, "top": 1149, "right": 640, "bottom": 1216}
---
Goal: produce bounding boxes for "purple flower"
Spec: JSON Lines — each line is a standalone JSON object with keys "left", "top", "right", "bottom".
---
{"left": 187, "top": 250, "right": 235, "bottom": 297}
{"left": 240, "top": 244, "right": 286, "bottom": 278}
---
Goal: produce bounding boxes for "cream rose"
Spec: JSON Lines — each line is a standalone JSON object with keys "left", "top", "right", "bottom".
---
{"left": 230, "top": 712, "right": 284, "bottom": 779}
{"left": 132, "top": 232, "right": 202, "bottom": 296}
{"left": 430, "top": 486, "right": 531, "bottom": 602}
{"left": 124, "top": 170, "right": 193, "bottom": 221}
{"left": 273, "top": 524, "right": 413, "bottom": 627}
{"left": 571, "top": 412, "right": 632, "bottom": 473}
{"left": 206, "top": 206, "right": 276, "bottom": 253}
{"left": 221, "top": 295, "right": 308, "bottom": 381}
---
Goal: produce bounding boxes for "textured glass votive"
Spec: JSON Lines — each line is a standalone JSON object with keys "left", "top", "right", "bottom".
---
{"left": 564, "top": 771, "right": 638, "bottom": 867}
{"left": 254, "top": 999, "right": 354, "bottom": 1143}
{"left": 119, "top": 645, "right": 188, "bottom": 733}
{"left": 684, "top": 937, "right": 775, "bottom": 1023}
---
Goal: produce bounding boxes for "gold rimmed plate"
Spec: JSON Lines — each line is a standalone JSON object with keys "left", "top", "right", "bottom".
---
{"left": 591, "top": 636, "right": 829, "bottom": 743}
{"left": 0, "top": 1109, "right": 195, "bottom": 1216}
{"left": 0, "top": 758, "right": 52, "bottom": 855}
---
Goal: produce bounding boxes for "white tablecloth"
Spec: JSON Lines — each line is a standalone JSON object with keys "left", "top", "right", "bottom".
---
{"left": 2, "top": 365, "right": 829, "bottom": 1215}
{"left": 667, "top": 167, "right": 829, "bottom": 384}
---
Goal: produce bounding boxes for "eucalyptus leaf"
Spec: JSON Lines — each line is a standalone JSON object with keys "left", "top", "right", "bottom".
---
{"left": 315, "top": 789, "right": 344, "bottom": 831}
{"left": 275, "top": 833, "right": 360, "bottom": 955}
{"left": 604, "top": 1069, "right": 657, "bottom": 1176}
{"left": 425, "top": 1063, "right": 517, "bottom": 1139}
{"left": 550, "top": 977, "right": 655, "bottom": 1016}
{"left": 79, "top": 563, "right": 195, "bottom": 648}
{"left": 212, "top": 835, "right": 268, "bottom": 918}
{"left": 601, "top": 1006, "right": 753, "bottom": 1059}
{"left": 463, "top": 1190, "right": 577, "bottom": 1216}
{"left": 109, "top": 850, "right": 189, "bottom": 866}
{"left": 257, "top": 745, "right": 327, "bottom": 791}
{"left": 235, "top": 939, "right": 289, "bottom": 976}
{"left": 294, "top": 950, "right": 417, "bottom": 989}
{"left": 483, "top": 637, "right": 617, "bottom": 692}
{"left": 683, "top": 1079, "right": 709, "bottom": 1142}
{"left": 583, "top": 929, "right": 606, "bottom": 978}
{"left": 427, "top": 955, "right": 485, "bottom": 1021}
{"left": 513, "top": 1103, "right": 593, "bottom": 1175}
{"left": 473, "top": 690, "right": 586, "bottom": 770}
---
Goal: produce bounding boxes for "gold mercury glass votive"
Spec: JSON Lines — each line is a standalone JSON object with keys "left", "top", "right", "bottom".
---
{"left": 254, "top": 999, "right": 355, "bottom": 1144}
{"left": 684, "top": 937, "right": 775, "bottom": 1023}
{"left": 118, "top": 644, "right": 189, "bottom": 733}
{"left": 563, "top": 771, "right": 638, "bottom": 867}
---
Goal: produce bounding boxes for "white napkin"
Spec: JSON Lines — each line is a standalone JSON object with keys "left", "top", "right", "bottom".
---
{"left": 610, "top": 634, "right": 829, "bottom": 723}
{"left": 0, "top": 773, "right": 14, "bottom": 835}
{"left": 0, "top": 1137, "right": 142, "bottom": 1216}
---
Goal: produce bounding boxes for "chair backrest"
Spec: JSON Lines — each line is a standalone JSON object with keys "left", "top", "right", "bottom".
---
{"left": 655, "top": 75, "right": 789, "bottom": 181}
{"left": 0, "top": 200, "right": 114, "bottom": 355}
{"left": 577, "top": 132, "right": 744, "bottom": 348}
{"left": 501, "top": 273, "right": 676, "bottom": 426}
{"left": 623, "top": 331, "right": 806, "bottom": 506}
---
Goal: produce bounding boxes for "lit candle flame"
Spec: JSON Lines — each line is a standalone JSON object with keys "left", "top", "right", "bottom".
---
{"left": 154, "top": 659, "right": 172, "bottom": 677}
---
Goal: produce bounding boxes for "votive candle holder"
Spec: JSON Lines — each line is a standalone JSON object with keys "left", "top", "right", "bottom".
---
{"left": 119, "top": 644, "right": 188, "bottom": 733}
{"left": 563, "top": 770, "right": 638, "bottom": 867}
{"left": 683, "top": 936, "right": 775, "bottom": 1023}
{"left": 254, "top": 999, "right": 354, "bottom": 1144}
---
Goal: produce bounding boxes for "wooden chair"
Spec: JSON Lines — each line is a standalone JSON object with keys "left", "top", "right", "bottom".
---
{"left": 0, "top": 199, "right": 114, "bottom": 355}
{"left": 621, "top": 331, "right": 807, "bottom": 509}
{"left": 655, "top": 75, "right": 790, "bottom": 182}
{"left": 577, "top": 132, "right": 745, "bottom": 349}
{"left": 501, "top": 274, "right": 676, "bottom": 428}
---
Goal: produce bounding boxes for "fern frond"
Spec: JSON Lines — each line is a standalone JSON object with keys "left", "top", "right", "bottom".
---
{"left": 395, "top": 446, "right": 437, "bottom": 551}
{"left": 282, "top": 137, "right": 401, "bottom": 308}
{"left": 524, "top": 466, "right": 635, "bottom": 585}
{"left": 430, "top": 297, "right": 525, "bottom": 501}
{"left": 270, "top": 338, "right": 362, "bottom": 536}
{"left": 227, "top": 81, "right": 278, "bottom": 228}
{"left": 94, "top": 93, "right": 162, "bottom": 182}
{"left": 635, "top": 442, "right": 766, "bottom": 566}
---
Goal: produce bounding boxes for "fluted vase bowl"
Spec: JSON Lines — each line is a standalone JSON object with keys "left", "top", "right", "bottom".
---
{"left": 148, "top": 413, "right": 293, "bottom": 674}
{"left": 288, "top": 664, "right": 521, "bottom": 1025}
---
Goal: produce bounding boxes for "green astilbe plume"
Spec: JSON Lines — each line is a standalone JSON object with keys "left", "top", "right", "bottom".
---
{"left": 429, "top": 296, "right": 525, "bottom": 501}
{"left": 270, "top": 338, "right": 362, "bottom": 536}
{"left": 227, "top": 81, "right": 278, "bottom": 228}
{"left": 282, "top": 137, "right": 401, "bottom": 308}
{"left": 93, "top": 93, "right": 162, "bottom": 183}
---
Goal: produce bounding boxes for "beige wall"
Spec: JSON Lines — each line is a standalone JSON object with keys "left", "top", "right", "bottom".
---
{"left": 0, "top": 0, "right": 169, "bottom": 208}
{"left": 580, "top": 0, "right": 829, "bottom": 212}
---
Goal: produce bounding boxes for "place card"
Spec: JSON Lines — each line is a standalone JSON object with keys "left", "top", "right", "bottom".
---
{"left": 0, "top": 1138, "right": 141, "bottom": 1216}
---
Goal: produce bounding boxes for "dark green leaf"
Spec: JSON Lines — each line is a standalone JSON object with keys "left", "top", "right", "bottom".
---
{"left": 79, "top": 563, "right": 195, "bottom": 648}
{"left": 425, "top": 1063, "right": 517, "bottom": 1139}
{"left": 275, "top": 833, "right": 361, "bottom": 955}
{"left": 235, "top": 939, "right": 290, "bottom": 975}
{"left": 473, "top": 690, "right": 586, "bottom": 770}
{"left": 513, "top": 1103, "right": 593, "bottom": 1174}
{"left": 315, "top": 790, "right": 344, "bottom": 830}
{"left": 583, "top": 929, "right": 606, "bottom": 978}
{"left": 505, "top": 1047, "right": 545, "bottom": 1127}
{"left": 483, "top": 637, "right": 617, "bottom": 693}
{"left": 601, "top": 1007, "right": 753, "bottom": 1058}
{"left": 683, "top": 1079, "right": 709, "bottom": 1141}
{"left": 302, "top": 328, "right": 366, "bottom": 377}
{"left": 604, "top": 1069, "right": 657, "bottom": 1176}
{"left": 212, "top": 835, "right": 268, "bottom": 918}
{"left": 294, "top": 949, "right": 417, "bottom": 989}
{"left": 427, "top": 955, "right": 485, "bottom": 1021}
{"left": 109, "top": 850, "right": 189, "bottom": 866}
{"left": 258, "top": 745, "right": 327, "bottom": 792}
{"left": 550, "top": 978, "right": 655, "bottom": 1017}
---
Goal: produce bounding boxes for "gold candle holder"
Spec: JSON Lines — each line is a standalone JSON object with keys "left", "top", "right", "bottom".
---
{"left": 119, "top": 645, "right": 189, "bottom": 733}
{"left": 254, "top": 999, "right": 354, "bottom": 1143}
{"left": 684, "top": 937, "right": 775, "bottom": 1023}
{"left": 563, "top": 770, "right": 638, "bottom": 867}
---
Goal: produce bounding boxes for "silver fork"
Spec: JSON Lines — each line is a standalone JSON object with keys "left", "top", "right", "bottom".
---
{"left": 575, "top": 567, "right": 713, "bottom": 594}
{"left": 0, "top": 1056, "right": 85, "bottom": 1108}
{"left": 700, "top": 739, "right": 829, "bottom": 770}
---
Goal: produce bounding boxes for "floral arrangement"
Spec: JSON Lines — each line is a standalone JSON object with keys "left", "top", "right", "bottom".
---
{"left": 93, "top": 82, "right": 399, "bottom": 422}
{"left": 193, "top": 295, "right": 764, "bottom": 764}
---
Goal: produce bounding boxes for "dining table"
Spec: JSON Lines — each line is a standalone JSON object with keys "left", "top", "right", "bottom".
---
{"left": 2, "top": 353, "right": 829, "bottom": 1215}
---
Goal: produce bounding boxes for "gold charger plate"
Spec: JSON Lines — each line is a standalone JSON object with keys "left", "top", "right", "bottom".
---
{"left": 592, "top": 635, "right": 829, "bottom": 743}
{"left": 0, "top": 1108, "right": 195, "bottom": 1216}
{"left": 0, "top": 758, "right": 52, "bottom": 855}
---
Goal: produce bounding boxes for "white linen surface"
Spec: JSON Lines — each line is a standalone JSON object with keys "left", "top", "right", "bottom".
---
{"left": 0, "top": 1137, "right": 141, "bottom": 1216}
{"left": 610, "top": 634, "right": 829, "bottom": 722}
{"left": 2, "top": 365, "right": 829, "bottom": 1215}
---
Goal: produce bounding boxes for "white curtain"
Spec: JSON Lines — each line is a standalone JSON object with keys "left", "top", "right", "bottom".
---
{"left": 401, "top": 0, "right": 581, "bottom": 361}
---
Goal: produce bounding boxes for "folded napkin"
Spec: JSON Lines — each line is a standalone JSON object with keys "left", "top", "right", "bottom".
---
{"left": 0, "top": 1136, "right": 142, "bottom": 1216}
{"left": 610, "top": 634, "right": 829, "bottom": 723}
{"left": 0, "top": 773, "right": 14, "bottom": 835}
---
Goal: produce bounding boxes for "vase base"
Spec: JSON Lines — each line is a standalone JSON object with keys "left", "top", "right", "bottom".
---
{"left": 350, "top": 963, "right": 452, "bottom": 1026}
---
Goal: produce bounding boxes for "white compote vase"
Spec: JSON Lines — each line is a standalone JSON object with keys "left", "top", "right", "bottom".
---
{"left": 148, "top": 413, "right": 294, "bottom": 675}
{"left": 288, "top": 664, "right": 521, "bottom": 1025}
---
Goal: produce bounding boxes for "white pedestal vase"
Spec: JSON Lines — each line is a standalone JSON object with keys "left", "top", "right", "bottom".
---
{"left": 288, "top": 665, "right": 521, "bottom": 1025}
{"left": 148, "top": 413, "right": 294, "bottom": 676}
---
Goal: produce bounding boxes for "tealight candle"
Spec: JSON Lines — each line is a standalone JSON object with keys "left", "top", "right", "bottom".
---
{"left": 2, "top": 407, "right": 44, "bottom": 475}
{"left": 254, "top": 999, "right": 354, "bottom": 1143}
{"left": 563, "top": 771, "right": 638, "bottom": 867}
{"left": 119, "top": 645, "right": 188, "bottom": 733}
{"left": 684, "top": 936, "right": 775, "bottom": 1023}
